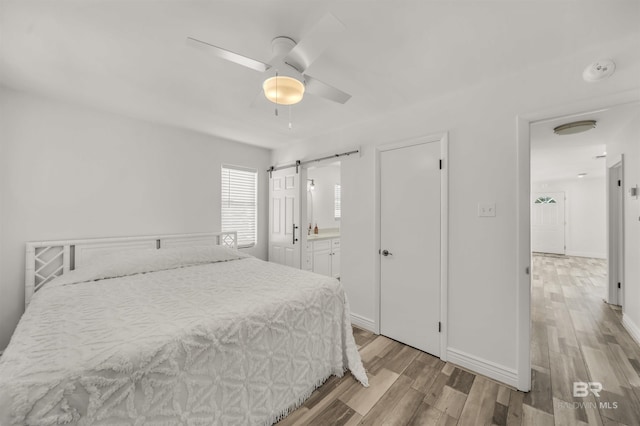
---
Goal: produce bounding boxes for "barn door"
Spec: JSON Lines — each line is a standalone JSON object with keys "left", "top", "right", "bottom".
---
{"left": 269, "top": 168, "right": 301, "bottom": 268}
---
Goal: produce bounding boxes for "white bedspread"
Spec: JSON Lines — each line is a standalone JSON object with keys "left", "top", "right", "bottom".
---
{"left": 0, "top": 257, "right": 367, "bottom": 425}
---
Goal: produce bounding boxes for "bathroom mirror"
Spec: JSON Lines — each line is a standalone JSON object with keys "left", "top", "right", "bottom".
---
{"left": 306, "top": 162, "right": 341, "bottom": 235}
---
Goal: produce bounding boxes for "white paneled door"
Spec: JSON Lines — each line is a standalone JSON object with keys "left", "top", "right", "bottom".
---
{"left": 380, "top": 141, "right": 441, "bottom": 356}
{"left": 269, "top": 168, "right": 301, "bottom": 268}
{"left": 531, "top": 192, "right": 565, "bottom": 255}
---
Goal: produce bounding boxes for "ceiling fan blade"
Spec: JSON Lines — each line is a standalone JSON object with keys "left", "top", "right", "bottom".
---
{"left": 304, "top": 75, "right": 351, "bottom": 104}
{"left": 284, "top": 13, "right": 345, "bottom": 72}
{"left": 187, "top": 37, "right": 271, "bottom": 73}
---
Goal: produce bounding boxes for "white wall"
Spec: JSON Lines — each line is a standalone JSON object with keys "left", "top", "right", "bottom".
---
{"left": 607, "top": 115, "right": 640, "bottom": 342}
{"left": 307, "top": 164, "right": 341, "bottom": 232}
{"left": 532, "top": 177, "right": 607, "bottom": 259}
{"left": 0, "top": 87, "right": 271, "bottom": 351}
{"left": 271, "top": 40, "right": 640, "bottom": 386}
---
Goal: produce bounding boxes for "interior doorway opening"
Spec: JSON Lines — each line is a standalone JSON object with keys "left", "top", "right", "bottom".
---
{"left": 302, "top": 161, "right": 342, "bottom": 278}
{"left": 520, "top": 99, "right": 640, "bottom": 395}
{"left": 529, "top": 104, "right": 636, "bottom": 305}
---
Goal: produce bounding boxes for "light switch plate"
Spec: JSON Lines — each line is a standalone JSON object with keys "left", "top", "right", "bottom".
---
{"left": 478, "top": 203, "right": 496, "bottom": 217}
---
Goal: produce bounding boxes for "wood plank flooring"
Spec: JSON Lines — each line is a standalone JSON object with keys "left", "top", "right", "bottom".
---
{"left": 277, "top": 255, "right": 640, "bottom": 425}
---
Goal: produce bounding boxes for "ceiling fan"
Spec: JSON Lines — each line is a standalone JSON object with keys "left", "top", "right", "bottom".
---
{"left": 186, "top": 13, "right": 351, "bottom": 106}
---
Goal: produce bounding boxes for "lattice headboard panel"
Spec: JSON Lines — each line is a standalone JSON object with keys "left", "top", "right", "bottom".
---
{"left": 25, "top": 232, "right": 237, "bottom": 308}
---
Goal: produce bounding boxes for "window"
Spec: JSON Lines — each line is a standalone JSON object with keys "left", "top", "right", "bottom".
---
{"left": 334, "top": 184, "right": 341, "bottom": 220}
{"left": 534, "top": 196, "right": 557, "bottom": 204}
{"left": 221, "top": 165, "right": 257, "bottom": 248}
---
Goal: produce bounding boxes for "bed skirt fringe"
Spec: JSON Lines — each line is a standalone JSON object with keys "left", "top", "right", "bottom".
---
{"left": 265, "top": 367, "right": 366, "bottom": 426}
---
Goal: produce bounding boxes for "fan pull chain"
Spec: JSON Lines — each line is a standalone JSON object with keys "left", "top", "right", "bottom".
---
{"left": 289, "top": 105, "right": 292, "bottom": 130}
{"left": 274, "top": 71, "right": 279, "bottom": 116}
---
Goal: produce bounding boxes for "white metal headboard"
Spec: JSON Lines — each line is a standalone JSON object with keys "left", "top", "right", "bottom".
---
{"left": 25, "top": 231, "right": 237, "bottom": 308}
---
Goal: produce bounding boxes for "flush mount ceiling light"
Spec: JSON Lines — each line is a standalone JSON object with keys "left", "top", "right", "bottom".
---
{"left": 578, "top": 173, "right": 587, "bottom": 178}
{"left": 263, "top": 75, "right": 305, "bottom": 105}
{"left": 553, "top": 120, "right": 597, "bottom": 135}
{"left": 583, "top": 59, "right": 616, "bottom": 82}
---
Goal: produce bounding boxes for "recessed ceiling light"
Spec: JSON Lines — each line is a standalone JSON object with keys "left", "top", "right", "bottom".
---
{"left": 554, "top": 120, "right": 597, "bottom": 135}
{"left": 583, "top": 59, "right": 616, "bottom": 82}
{"left": 578, "top": 173, "right": 587, "bottom": 178}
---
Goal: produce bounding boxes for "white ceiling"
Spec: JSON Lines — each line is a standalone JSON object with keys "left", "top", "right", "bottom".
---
{"left": 530, "top": 103, "right": 640, "bottom": 183}
{"left": 1, "top": 1, "right": 639, "bottom": 149}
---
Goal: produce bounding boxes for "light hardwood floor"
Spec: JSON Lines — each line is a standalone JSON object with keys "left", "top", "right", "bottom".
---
{"left": 277, "top": 255, "right": 640, "bottom": 425}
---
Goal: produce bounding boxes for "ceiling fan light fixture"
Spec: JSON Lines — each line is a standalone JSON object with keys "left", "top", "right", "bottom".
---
{"left": 263, "top": 76, "right": 305, "bottom": 105}
{"left": 553, "top": 120, "right": 597, "bottom": 136}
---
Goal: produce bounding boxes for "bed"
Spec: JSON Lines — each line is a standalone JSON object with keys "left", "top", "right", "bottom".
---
{"left": 0, "top": 232, "right": 367, "bottom": 425}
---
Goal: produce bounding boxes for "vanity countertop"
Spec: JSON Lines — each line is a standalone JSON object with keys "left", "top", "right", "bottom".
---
{"left": 306, "top": 232, "right": 340, "bottom": 241}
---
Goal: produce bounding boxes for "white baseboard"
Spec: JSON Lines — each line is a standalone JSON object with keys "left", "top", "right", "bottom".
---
{"left": 351, "top": 313, "right": 376, "bottom": 333}
{"left": 565, "top": 251, "right": 606, "bottom": 259}
{"left": 447, "top": 347, "right": 520, "bottom": 389}
{"left": 622, "top": 314, "right": 640, "bottom": 346}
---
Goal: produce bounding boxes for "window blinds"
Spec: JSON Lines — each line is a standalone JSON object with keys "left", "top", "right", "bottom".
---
{"left": 221, "top": 166, "right": 257, "bottom": 247}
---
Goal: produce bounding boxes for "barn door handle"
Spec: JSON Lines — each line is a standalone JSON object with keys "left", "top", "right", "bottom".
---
{"left": 293, "top": 224, "right": 299, "bottom": 244}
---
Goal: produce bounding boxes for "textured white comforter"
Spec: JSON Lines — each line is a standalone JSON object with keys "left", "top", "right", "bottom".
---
{"left": 0, "top": 257, "right": 367, "bottom": 425}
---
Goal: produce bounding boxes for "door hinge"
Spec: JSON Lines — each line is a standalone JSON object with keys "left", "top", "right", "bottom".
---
{"left": 438, "top": 322, "right": 442, "bottom": 333}
{"left": 618, "top": 282, "right": 621, "bottom": 289}
{"left": 439, "top": 159, "right": 443, "bottom": 170}
{"left": 525, "top": 266, "right": 530, "bottom": 275}
{"left": 618, "top": 179, "right": 622, "bottom": 187}
{"left": 268, "top": 166, "right": 274, "bottom": 179}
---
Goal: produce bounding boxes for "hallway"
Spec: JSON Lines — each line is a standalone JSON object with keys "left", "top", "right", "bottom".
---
{"left": 529, "top": 254, "right": 640, "bottom": 425}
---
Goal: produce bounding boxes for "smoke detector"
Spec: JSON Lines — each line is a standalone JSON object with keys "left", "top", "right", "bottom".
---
{"left": 583, "top": 59, "right": 616, "bottom": 82}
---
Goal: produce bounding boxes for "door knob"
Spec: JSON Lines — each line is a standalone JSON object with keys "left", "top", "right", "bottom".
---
{"left": 381, "top": 249, "right": 392, "bottom": 256}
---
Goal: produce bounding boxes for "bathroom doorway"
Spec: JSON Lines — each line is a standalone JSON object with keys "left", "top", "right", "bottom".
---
{"left": 303, "top": 161, "right": 341, "bottom": 278}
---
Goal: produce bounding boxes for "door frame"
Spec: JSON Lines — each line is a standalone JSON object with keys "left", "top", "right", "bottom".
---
{"left": 374, "top": 132, "right": 449, "bottom": 361}
{"left": 607, "top": 158, "right": 625, "bottom": 306}
{"left": 516, "top": 90, "right": 640, "bottom": 392}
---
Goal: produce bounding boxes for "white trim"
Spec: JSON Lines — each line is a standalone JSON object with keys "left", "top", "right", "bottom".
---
{"left": 351, "top": 314, "right": 376, "bottom": 333}
{"left": 374, "top": 132, "right": 449, "bottom": 359}
{"left": 440, "top": 134, "right": 449, "bottom": 362}
{"left": 622, "top": 314, "right": 640, "bottom": 346}
{"left": 447, "top": 347, "right": 519, "bottom": 389}
{"left": 374, "top": 145, "right": 382, "bottom": 334}
{"left": 565, "top": 251, "right": 607, "bottom": 259}
{"left": 516, "top": 90, "right": 640, "bottom": 393}
{"left": 516, "top": 115, "right": 532, "bottom": 392}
